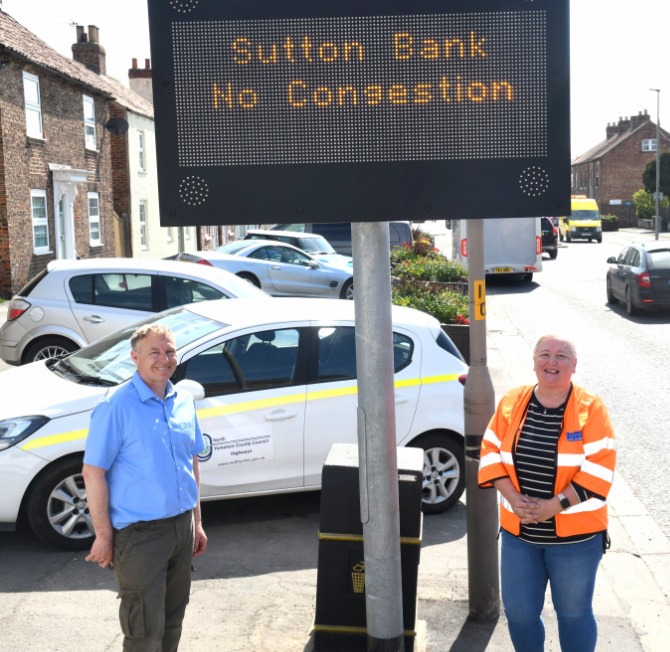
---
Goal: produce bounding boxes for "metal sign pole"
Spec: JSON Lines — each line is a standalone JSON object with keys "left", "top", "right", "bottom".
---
{"left": 352, "top": 221, "right": 405, "bottom": 651}
{"left": 463, "top": 219, "right": 500, "bottom": 619}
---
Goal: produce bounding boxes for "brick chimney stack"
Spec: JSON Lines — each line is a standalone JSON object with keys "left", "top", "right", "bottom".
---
{"left": 72, "top": 25, "right": 107, "bottom": 75}
{"left": 128, "top": 58, "right": 154, "bottom": 104}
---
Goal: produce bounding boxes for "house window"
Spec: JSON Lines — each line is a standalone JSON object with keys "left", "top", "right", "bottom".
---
{"left": 23, "top": 72, "right": 43, "bottom": 138}
{"left": 139, "top": 200, "right": 148, "bottom": 247}
{"left": 138, "top": 130, "right": 146, "bottom": 171}
{"left": 88, "top": 192, "right": 101, "bottom": 246}
{"left": 83, "top": 95, "right": 97, "bottom": 149}
{"left": 642, "top": 139, "right": 658, "bottom": 152}
{"left": 31, "top": 190, "right": 49, "bottom": 253}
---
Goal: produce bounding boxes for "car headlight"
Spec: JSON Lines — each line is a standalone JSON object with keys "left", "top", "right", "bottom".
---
{"left": 0, "top": 416, "right": 50, "bottom": 451}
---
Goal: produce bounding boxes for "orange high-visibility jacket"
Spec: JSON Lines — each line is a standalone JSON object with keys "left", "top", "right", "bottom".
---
{"left": 478, "top": 384, "right": 616, "bottom": 537}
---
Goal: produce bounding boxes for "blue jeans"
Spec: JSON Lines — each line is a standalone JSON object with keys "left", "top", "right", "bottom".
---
{"left": 501, "top": 530, "right": 604, "bottom": 652}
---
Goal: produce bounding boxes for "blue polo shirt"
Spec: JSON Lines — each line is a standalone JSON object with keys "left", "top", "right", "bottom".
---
{"left": 84, "top": 372, "right": 205, "bottom": 530}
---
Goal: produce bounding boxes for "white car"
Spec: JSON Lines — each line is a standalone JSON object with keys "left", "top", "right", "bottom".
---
{"left": 179, "top": 240, "right": 355, "bottom": 299}
{"left": 0, "top": 257, "right": 269, "bottom": 365}
{"left": 0, "top": 298, "right": 467, "bottom": 550}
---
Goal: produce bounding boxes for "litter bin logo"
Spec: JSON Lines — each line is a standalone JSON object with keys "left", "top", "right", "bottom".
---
{"left": 351, "top": 562, "right": 365, "bottom": 594}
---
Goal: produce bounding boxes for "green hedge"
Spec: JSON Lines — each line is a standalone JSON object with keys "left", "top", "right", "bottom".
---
{"left": 390, "top": 245, "right": 469, "bottom": 324}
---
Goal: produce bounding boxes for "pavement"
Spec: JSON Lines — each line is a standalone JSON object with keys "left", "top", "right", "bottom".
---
{"left": 2, "top": 234, "right": 670, "bottom": 650}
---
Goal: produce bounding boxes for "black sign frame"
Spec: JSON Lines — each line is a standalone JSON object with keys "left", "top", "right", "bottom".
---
{"left": 148, "top": 0, "right": 570, "bottom": 226}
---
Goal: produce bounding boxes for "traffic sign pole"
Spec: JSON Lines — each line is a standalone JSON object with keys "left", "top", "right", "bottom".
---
{"left": 352, "top": 222, "right": 405, "bottom": 651}
{"left": 463, "top": 219, "right": 500, "bottom": 619}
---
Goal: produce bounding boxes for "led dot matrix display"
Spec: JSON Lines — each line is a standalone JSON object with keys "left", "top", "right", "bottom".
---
{"left": 148, "top": 0, "right": 570, "bottom": 226}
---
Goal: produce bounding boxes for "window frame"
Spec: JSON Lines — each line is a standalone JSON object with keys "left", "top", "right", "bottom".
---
{"left": 23, "top": 71, "right": 43, "bottom": 139}
{"left": 83, "top": 95, "right": 97, "bottom": 150}
{"left": 31, "top": 189, "right": 50, "bottom": 254}
{"left": 642, "top": 139, "right": 658, "bottom": 152}
{"left": 139, "top": 199, "right": 149, "bottom": 248}
{"left": 137, "top": 130, "right": 146, "bottom": 171}
{"left": 88, "top": 191, "right": 101, "bottom": 246}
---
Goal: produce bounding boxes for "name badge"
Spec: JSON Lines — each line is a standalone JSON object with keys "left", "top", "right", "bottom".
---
{"left": 567, "top": 431, "right": 583, "bottom": 442}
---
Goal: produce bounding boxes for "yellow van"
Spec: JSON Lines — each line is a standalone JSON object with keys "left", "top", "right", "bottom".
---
{"left": 559, "top": 196, "right": 602, "bottom": 243}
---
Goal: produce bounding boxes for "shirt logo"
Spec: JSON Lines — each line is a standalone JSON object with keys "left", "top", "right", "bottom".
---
{"left": 567, "top": 431, "right": 583, "bottom": 442}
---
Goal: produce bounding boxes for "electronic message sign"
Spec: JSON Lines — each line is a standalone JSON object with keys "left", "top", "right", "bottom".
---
{"left": 147, "top": 0, "right": 570, "bottom": 226}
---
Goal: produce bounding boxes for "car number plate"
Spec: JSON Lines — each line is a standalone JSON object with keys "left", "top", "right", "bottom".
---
{"left": 493, "top": 267, "right": 513, "bottom": 273}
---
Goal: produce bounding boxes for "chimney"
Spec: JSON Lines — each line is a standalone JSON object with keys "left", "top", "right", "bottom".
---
{"left": 128, "top": 58, "right": 154, "bottom": 104}
{"left": 617, "top": 115, "right": 631, "bottom": 133}
{"left": 630, "top": 110, "right": 651, "bottom": 130}
{"left": 606, "top": 122, "right": 618, "bottom": 139}
{"left": 72, "top": 25, "right": 106, "bottom": 75}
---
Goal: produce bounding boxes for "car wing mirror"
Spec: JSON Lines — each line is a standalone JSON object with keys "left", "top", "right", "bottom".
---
{"left": 308, "top": 260, "right": 319, "bottom": 268}
{"left": 175, "top": 378, "right": 205, "bottom": 401}
{"left": 606, "top": 256, "right": 617, "bottom": 264}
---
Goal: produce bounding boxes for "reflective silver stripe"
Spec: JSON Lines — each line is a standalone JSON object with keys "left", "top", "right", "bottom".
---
{"left": 557, "top": 453, "right": 585, "bottom": 467}
{"left": 581, "top": 460, "right": 616, "bottom": 484}
{"left": 500, "top": 450, "right": 514, "bottom": 465}
{"left": 483, "top": 428, "right": 501, "bottom": 448}
{"left": 584, "top": 436, "right": 617, "bottom": 456}
{"left": 479, "top": 452, "right": 502, "bottom": 470}
{"left": 500, "top": 495, "right": 512, "bottom": 511}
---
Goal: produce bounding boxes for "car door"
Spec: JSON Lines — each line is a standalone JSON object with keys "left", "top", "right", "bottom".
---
{"left": 179, "top": 325, "right": 307, "bottom": 497}
{"left": 263, "top": 245, "right": 328, "bottom": 296}
{"left": 609, "top": 247, "right": 630, "bottom": 300}
{"left": 302, "top": 324, "right": 421, "bottom": 487}
{"left": 67, "top": 272, "right": 155, "bottom": 344}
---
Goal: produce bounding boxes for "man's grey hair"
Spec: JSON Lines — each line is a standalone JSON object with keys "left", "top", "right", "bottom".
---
{"left": 130, "top": 324, "right": 175, "bottom": 352}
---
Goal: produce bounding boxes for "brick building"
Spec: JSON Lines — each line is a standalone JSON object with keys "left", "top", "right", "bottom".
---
{"left": 0, "top": 11, "right": 118, "bottom": 297}
{"left": 571, "top": 110, "right": 670, "bottom": 228}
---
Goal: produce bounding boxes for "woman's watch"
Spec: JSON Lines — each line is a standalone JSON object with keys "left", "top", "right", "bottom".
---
{"left": 557, "top": 492, "right": 571, "bottom": 510}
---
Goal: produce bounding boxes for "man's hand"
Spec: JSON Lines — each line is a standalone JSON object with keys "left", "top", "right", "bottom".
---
{"left": 193, "top": 522, "right": 208, "bottom": 557}
{"left": 86, "top": 535, "right": 114, "bottom": 569}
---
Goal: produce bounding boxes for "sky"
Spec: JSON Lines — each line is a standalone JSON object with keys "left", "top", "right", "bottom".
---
{"left": 2, "top": 0, "right": 668, "bottom": 159}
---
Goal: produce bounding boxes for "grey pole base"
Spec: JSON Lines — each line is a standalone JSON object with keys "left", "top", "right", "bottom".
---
{"left": 368, "top": 633, "right": 405, "bottom": 651}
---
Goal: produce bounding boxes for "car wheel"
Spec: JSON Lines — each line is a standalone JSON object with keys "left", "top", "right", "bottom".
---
{"left": 606, "top": 278, "right": 618, "bottom": 305}
{"left": 340, "top": 279, "right": 354, "bottom": 300}
{"left": 237, "top": 272, "right": 261, "bottom": 288}
{"left": 25, "top": 457, "right": 94, "bottom": 551}
{"left": 24, "top": 337, "right": 78, "bottom": 364}
{"left": 549, "top": 249, "right": 558, "bottom": 260}
{"left": 625, "top": 287, "right": 640, "bottom": 316}
{"left": 523, "top": 273, "right": 533, "bottom": 282}
{"left": 415, "top": 433, "right": 465, "bottom": 514}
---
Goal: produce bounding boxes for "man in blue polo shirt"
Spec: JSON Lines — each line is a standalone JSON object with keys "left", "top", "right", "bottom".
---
{"left": 83, "top": 323, "right": 207, "bottom": 651}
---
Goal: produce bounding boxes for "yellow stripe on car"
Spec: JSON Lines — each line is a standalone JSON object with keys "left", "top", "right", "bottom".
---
{"left": 20, "top": 429, "right": 88, "bottom": 452}
{"left": 18, "top": 374, "right": 462, "bottom": 451}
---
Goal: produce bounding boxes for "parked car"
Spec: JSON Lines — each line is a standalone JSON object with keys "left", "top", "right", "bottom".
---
{"left": 0, "top": 297, "right": 468, "bottom": 550}
{"left": 242, "top": 229, "right": 352, "bottom": 266}
{"left": 271, "top": 221, "right": 414, "bottom": 256}
{"left": 179, "top": 240, "right": 354, "bottom": 299}
{"left": 540, "top": 217, "right": 559, "bottom": 259}
{"left": 0, "top": 258, "right": 269, "bottom": 366}
{"left": 606, "top": 241, "right": 670, "bottom": 315}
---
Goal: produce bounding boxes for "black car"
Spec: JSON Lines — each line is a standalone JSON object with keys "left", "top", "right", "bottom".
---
{"left": 606, "top": 242, "right": 670, "bottom": 315}
{"left": 540, "top": 217, "right": 558, "bottom": 260}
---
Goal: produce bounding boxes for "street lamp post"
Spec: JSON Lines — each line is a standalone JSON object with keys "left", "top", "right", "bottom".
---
{"left": 651, "top": 88, "right": 661, "bottom": 240}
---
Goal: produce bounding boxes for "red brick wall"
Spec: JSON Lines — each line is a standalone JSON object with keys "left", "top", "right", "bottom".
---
{"left": 0, "top": 60, "right": 115, "bottom": 297}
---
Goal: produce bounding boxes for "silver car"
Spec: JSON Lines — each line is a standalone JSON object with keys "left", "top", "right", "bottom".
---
{"left": 179, "top": 240, "right": 355, "bottom": 299}
{"left": 0, "top": 258, "right": 270, "bottom": 365}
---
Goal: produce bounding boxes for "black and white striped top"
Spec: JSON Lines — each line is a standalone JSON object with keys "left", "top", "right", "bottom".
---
{"left": 515, "top": 392, "right": 593, "bottom": 545}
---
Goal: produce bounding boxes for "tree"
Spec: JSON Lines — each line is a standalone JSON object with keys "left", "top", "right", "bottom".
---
{"left": 633, "top": 188, "right": 669, "bottom": 220}
{"left": 642, "top": 151, "right": 670, "bottom": 195}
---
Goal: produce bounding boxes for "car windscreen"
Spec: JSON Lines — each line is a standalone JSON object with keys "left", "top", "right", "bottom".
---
{"left": 298, "top": 236, "right": 336, "bottom": 255}
{"left": 571, "top": 210, "right": 600, "bottom": 220}
{"left": 216, "top": 241, "right": 252, "bottom": 255}
{"left": 48, "top": 307, "right": 224, "bottom": 386}
{"left": 16, "top": 267, "right": 48, "bottom": 298}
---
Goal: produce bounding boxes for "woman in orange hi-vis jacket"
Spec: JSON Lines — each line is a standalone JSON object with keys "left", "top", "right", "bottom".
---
{"left": 478, "top": 335, "right": 616, "bottom": 652}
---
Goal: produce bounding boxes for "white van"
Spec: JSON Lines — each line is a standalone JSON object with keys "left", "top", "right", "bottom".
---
{"left": 451, "top": 218, "right": 543, "bottom": 282}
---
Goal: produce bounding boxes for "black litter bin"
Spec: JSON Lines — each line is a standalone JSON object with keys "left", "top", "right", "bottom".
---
{"left": 314, "top": 443, "right": 424, "bottom": 652}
